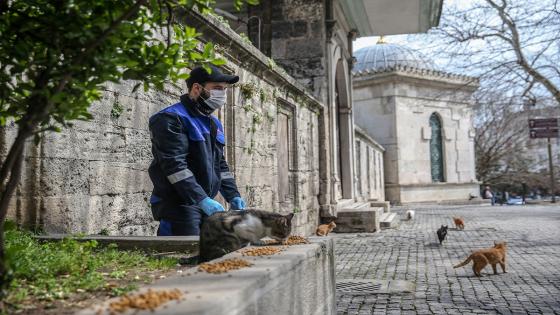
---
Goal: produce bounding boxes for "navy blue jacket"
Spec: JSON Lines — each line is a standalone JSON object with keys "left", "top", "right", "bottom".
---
{"left": 148, "top": 96, "right": 240, "bottom": 220}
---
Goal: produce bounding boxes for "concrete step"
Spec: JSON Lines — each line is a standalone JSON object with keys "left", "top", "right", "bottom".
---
{"left": 342, "top": 201, "right": 370, "bottom": 210}
{"left": 380, "top": 212, "right": 399, "bottom": 229}
{"left": 334, "top": 206, "right": 383, "bottom": 233}
{"left": 370, "top": 201, "right": 391, "bottom": 213}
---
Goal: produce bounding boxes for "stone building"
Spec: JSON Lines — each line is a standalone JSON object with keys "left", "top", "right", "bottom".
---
{"left": 218, "top": 0, "right": 443, "bottom": 215}
{"left": 2, "top": 1, "right": 443, "bottom": 234}
{"left": 353, "top": 40, "right": 480, "bottom": 204}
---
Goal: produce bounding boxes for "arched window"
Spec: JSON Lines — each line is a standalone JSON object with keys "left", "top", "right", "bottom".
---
{"left": 429, "top": 113, "right": 445, "bottom": 182}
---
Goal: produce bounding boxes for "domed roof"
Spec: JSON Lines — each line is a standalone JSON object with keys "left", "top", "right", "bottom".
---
{"left": 353, "top": 41, "right": 436, "bottom": 74}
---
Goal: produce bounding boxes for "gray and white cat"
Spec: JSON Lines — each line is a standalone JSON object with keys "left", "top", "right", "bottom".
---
{"left": 199, "top": 209, "right": 294, "bottom": 263}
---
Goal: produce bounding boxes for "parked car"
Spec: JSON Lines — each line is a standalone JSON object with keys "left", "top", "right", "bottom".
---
{"left": 507, "top": 196, "right": 525, "bottom": 205}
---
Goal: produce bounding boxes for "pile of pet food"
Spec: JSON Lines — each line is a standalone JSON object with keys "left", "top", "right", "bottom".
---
{"left": 284, "top": 235, "right": 310, "bottom": 245}
{"left": 240, "top": 246, "right": 284, "bottom": 256}
{"left": 198, "top": 258, "right": 253, "bottom": 274}
{"left": 106, "top": 288, "right": 183, "bottom": 314}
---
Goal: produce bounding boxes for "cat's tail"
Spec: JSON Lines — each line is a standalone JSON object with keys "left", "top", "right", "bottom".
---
{"left": 453, "top": 255, "right": 473, "bottom": 268}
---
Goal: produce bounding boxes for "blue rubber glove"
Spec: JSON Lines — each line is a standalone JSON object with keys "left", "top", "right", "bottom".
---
{"left": 230, "top": 197, "right": 246, "bottom": 210}
{"left": 198, "top": 197, "right": 225, "bottom": 216}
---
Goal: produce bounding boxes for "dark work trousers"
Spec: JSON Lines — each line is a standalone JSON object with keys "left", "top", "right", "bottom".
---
{"left": 154, "top": 203, "right": 207, "bottom": 236}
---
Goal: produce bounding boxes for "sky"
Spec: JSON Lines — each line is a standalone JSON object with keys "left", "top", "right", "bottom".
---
{"left": 351, "top": 0, "right": 476, "bottom": 71}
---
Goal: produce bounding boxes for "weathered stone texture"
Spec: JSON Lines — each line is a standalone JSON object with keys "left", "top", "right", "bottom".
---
{"left": 270, "top": 0, "right": 327, "bottom": 99}
{"left": 354, "top": 69, "right": 479, "bottom": 204}
{"left": 354, "top": 128, "right": 385, "bottom": 202}
{"left": 2, "top": 11, "right": 323, "bottom": 236}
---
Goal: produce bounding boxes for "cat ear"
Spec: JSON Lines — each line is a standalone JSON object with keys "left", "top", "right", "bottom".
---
{"left": 285, "top": 213, "right": 294, "bottom": 221}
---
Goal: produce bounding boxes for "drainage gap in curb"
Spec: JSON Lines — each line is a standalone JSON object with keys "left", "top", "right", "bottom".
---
{"left": 336, "top": 279, "right": 415, "bottom": 295}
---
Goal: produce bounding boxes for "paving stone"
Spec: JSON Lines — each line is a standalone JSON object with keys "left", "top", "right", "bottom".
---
{"left": 335, "top": 204, "right": 560, "bottom": 315}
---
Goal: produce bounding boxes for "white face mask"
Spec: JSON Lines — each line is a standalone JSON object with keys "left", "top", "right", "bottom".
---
{"left": 203, "top": 88, "right": 227, "bottom": 111}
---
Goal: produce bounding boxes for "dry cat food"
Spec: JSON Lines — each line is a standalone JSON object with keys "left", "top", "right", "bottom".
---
{"left": 198, "top": 258, "right": 253, "bottom": 274}
{"left": 240, "top": 246, "right": 284, "bottom": 256}
{"left": 106, "top": 288, "right": 183, "bottom": 314}
{"left": 284, "top": 235, "right": 310, "bottom": 245}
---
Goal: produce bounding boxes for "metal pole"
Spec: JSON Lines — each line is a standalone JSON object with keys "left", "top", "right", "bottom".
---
{"left": 548, "top": 137, "right": 556, "bottom": 203}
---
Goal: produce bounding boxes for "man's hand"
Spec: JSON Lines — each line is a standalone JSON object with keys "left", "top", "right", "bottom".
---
{"left": 230, "top": 197, "right": 246, "bottom": 210}
{"left": 198, "top": 197, "right": 225, "bottom": 216}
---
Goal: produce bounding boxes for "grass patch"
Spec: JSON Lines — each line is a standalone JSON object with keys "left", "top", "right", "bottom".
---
{"left": 4, "top": 226, "right": 177, "bottom": 311}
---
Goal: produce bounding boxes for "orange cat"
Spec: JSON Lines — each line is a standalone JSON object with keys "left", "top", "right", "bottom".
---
{"left": 454, "top": 241, "right": 507, "bottom": 277}
{"left": 316, "top": 221, "right": 336, "bottom": 236}
{"left": 453, "top": 217, "right": 465, "bottom": 230}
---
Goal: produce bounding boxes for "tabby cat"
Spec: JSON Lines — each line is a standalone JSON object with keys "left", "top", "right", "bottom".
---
{"left": 199, "top": 209, "right": 294, "bottom": 263}
{"left": 454, "top": 241, "right": 507, "bottom": 277}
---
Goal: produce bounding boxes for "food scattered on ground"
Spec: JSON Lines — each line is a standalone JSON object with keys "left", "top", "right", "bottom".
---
{"left": 263, "top": 236, "right": 310, "bottom": 246}
{"left": 198, "top": 258, "right": 253, "bottom": 274}
{"left": 107, "top": 288, "right": 183, "bottom": 313}
{"left": 284, "top": 235, "right": 310, "bottom": 245}
{"left": 240, "top": 246, "right": 284, "bottom": 256}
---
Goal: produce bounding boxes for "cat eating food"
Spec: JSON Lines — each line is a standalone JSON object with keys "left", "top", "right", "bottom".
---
{"left": 453, "top": 241, "right": 507, "bottom": 277}
{"left": 316, "top": 221, "right": 336, "bottom": 236}
{"left": 199, "top": 209, "right": 294, "bottom": 263}
{"left": 437, "top": 225, "right": 448, "bottom": 245}
{"left": 453, "top": 217, "right": 465, "bottom": 230}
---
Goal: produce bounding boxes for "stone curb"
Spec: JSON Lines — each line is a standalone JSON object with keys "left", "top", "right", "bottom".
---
{"left": 77, "top": 237, "right": 335, "bottom": 315}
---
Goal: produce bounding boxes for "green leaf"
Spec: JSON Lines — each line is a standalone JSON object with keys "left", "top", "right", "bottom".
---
{"left": 211, "top": 58, "right": 226, "bottom": 66}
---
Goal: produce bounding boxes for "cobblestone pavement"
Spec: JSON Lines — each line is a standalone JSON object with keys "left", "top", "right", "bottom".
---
{"left": 334, "top": 204, "right": 560, "bottom": 315}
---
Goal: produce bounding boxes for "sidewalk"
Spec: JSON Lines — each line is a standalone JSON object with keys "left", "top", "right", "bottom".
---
{"left": 334, "top": 204, "right": 560, "bottom": 315}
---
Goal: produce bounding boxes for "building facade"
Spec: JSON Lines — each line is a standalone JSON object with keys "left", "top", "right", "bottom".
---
{"left": 2, "top": 1, "right": 444, "bottom": 234}
{"left": 353, "top": 42, "right": 480, "bottom": 204}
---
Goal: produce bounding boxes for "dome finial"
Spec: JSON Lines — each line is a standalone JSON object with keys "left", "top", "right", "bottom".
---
{"left": 377, "top": 36, "right": 387, "bottom": 44}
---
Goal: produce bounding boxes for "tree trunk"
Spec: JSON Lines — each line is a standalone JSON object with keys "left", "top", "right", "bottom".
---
{"left": 0, "top": 142, "right": 25, "bottom": 296}
{"left": 0, "top": 122, "right": 34, "bottom": 296}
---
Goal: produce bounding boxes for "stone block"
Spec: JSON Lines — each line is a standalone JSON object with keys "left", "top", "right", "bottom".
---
{"left": 41, "top": 194, "right": 92, "bottom": 233}
{"left": 370, "top": 201, "right": 391, "bottom": 213}
{"left": 124, "top": 128, "right": 152, "bottom": 164}
{"left": 334, "top": 207, "right": 382, "bottom": 233}
{"left": 37, "top": 125, "right": 127, "bottom": 161}
{"left": 292, "top": 20, "right": 308, "bottom": 36}
{"left": 285, "top": 38, "right": 323, "bottom": 59}
{"left": 88, "top": 161, "right": 152, "bottom": 195}
{"left": 282, "top": 0, "right": 323, "bottom": 20}
{"left": 78, "top": 237, "right": 336, "bottom": 315}
{"left": 271, "top": 21, "right": 293, "bottom": 39}
{"left": 39, "top": 158, "right": 90, "bottom": 196}
{"left": 380, "top": 212, "right": 399, "bottom": 229}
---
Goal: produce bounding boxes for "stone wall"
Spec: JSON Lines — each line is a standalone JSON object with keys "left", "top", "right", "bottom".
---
{"left": 241, "top": 0, "right": 359, "bottom": 215}
{"left": 79, "top": 237, "right": 336, "bottom": 315}
{"left": 2, "top": 10, "right": 324, "bottom": 236}
{"left": 354, "top": 127, "right": 385, "bottom": 202}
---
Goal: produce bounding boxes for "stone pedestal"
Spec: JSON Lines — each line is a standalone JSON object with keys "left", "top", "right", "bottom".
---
{"left": 334, "top": 207, "right": 383, "bottom": 233}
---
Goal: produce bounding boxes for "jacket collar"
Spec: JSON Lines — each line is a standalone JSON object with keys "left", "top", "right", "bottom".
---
{"left": 180, "top": 94, "right": 207, "bottom": 117}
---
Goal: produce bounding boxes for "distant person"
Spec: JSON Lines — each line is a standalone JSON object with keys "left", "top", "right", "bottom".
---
{"left": 484, "top": 186, "right": 495, "bottom": 206}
